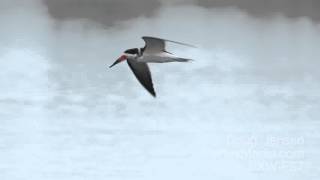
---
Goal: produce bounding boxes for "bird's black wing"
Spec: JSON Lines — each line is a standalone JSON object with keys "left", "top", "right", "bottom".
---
{"left": 142, "top": 36, "right": 166, "bottom": 53}
{"left": 127, "top": 59, "right": 156, "bottom": 97}
{"left": 142, "top": 36, "right": 196, "bottom": 54}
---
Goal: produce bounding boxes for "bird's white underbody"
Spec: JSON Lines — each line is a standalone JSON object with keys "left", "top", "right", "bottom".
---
{"left": 137, "top": 52, "right": 191, "bottom": 63}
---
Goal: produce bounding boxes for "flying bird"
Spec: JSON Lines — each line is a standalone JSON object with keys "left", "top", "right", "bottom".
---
{"left": 109, "top": 36, "right": 195, "bottom": 97}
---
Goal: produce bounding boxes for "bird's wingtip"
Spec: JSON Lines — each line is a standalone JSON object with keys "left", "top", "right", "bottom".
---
{"left": 149, "top": 90, "right": 156, "bottom": 98}
{"left": 151, "top": 92, "right": 156, "bottom": 98}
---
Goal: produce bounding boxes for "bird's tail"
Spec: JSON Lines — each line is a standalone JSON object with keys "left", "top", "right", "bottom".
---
{"left": 174, "top": 57, "right": 194, "bottom": 62}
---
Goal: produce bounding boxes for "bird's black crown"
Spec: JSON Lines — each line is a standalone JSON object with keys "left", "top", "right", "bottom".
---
{"left": 124, "top": 48, "right": 139, "bottom": 55}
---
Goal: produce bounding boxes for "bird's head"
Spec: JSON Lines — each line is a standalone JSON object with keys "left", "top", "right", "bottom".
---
{"left": 109, "top": 48, "right": 139, "bottom": 68}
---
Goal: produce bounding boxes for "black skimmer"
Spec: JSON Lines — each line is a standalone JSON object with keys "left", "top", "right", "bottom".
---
{"left": 109, "top": 36, "right": 195, "bottom": 97}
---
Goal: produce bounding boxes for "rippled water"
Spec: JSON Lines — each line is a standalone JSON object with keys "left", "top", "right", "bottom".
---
{"left": 0, "top": 1, "right": 320, "bottom": 179}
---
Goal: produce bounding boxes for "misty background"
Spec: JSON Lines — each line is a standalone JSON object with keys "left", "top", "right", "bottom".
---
{"left": 0, "top": 0, "right": 320, "bottom": 179}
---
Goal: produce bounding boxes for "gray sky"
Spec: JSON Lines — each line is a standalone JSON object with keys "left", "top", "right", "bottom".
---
{"left": 195, "top": 0, "right": 320, "bottom": 20}
{"left": 43, "top": 0, "right": 161, "bottom": 26}
{"left": 0, "top": 0, "right": 320, "bottom": 179}
{"left": 43, "top": 0, "right": 320, "bottom": 25}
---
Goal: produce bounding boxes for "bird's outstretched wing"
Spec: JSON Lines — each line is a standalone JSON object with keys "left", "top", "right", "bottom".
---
{"left": 142, "top": 36, "right": 195, "bottom": 54}
{"left": 127, "top": 59, "right": 156, "bottom": 97}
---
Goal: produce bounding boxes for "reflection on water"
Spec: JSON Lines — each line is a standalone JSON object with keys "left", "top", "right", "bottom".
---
{"left": 0, "top": 0, "right": 320, "bottom": 179}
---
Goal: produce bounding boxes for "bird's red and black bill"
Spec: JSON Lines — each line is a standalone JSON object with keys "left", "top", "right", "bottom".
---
{"left": 109, "top": 55, "right": 127, "bottom": 68}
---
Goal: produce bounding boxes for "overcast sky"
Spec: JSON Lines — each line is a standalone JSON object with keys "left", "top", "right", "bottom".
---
{"left": 0, "top": 0, "right": 320, "bottom": 179}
